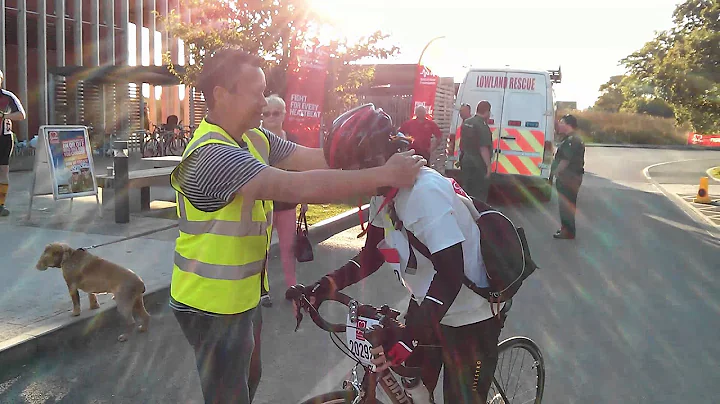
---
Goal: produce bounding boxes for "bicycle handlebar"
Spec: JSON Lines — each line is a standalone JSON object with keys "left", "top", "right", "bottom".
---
{"left": 286, "top": 284, "right": 422, "bottom": 378}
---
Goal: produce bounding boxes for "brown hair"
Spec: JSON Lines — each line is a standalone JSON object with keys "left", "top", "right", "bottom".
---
{"left": 477, "top": 100, "right": 491, "bottom": 114}
{"left": 197, "top": 48, "right": 263, "bottom": 110}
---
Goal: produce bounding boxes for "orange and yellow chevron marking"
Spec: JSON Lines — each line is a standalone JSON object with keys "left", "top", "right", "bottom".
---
{"left": 495, "top": 128, "right": 545, "bottom": 176}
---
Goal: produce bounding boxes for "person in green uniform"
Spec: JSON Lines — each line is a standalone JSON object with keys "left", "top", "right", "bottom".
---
{"left": 459, "top": 100, "right": 493, "bottom": 201}
{"left": 551, "top": 114, "right": 585, "bottom": 239}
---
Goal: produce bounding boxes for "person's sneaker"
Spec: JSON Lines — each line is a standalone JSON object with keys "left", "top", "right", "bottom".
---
{"left": 0, "top": 206, "right": 9, "bottom": 217}
{"left": 261, "top": 294, "right": 273, "bottom": 307}
{"left": 553, "top": 229, "right": 575, "bottom": 239}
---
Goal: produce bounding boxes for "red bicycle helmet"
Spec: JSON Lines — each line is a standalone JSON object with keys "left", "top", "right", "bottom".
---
{"left": 324, "top": 104, "right": 409, "bottom": 169}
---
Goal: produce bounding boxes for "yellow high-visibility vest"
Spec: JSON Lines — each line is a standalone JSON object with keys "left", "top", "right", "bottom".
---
{"left": 170, "top": 119, "right": 273, "bottom": 314}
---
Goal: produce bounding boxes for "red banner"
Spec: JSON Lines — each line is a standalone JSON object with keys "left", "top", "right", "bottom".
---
{"left": 410, "top": 65, "right": 439, "bottom": 119}
{"left": 687, "top": 133, "right": 720, "bottom": 147}
{"left": 284, "top": 43, "right": 330, "bottom": 147}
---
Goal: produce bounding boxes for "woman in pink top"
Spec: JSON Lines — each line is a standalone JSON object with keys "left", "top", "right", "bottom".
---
{"left": 260, "top": 94, "right": 307, "bottom": 306}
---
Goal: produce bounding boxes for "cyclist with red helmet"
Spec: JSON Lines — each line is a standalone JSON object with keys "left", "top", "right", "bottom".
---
{"left": 297, "top": 104, "right": 504, "bottom": 403}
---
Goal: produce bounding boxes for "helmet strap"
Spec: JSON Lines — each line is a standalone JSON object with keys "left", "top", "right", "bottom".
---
{"left": 356, "top": 187, "right": 398, "bottom": 238}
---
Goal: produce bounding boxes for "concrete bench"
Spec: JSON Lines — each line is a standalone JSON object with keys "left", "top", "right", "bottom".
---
{"left": 96, "top": 167, "right": 175, "bottom": 216}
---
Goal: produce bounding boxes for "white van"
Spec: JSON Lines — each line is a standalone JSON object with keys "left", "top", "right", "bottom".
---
{"left": 445, "top": 67, "right": 561, "bottom": 201}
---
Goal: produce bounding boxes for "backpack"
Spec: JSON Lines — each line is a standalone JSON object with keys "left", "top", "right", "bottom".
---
{"left": 393, "top": 192, "right": 539, "bottom": 312}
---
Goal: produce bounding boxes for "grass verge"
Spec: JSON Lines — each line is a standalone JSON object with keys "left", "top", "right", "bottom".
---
{"left": 568, "top": 110, "right": 690, "bottom": 145}
{"left": 301, "top": 203, "right": 361, "bottom": 226}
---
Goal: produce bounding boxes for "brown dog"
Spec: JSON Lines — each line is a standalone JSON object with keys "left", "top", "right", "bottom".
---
{"left": 35, "top": 242, "right": 150, "bottom": 342}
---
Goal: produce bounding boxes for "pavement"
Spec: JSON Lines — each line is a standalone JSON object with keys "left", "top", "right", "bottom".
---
{"left": 0, "top": 147, "right": 719, "bottom": 403}
{"left": 644, "top": 157, "right": 720, "bottom": 229}
{"left": 0, "top": 164, "right": 368, "bottom": 365}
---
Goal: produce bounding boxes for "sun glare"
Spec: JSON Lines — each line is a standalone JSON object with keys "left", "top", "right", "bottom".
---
{"left": 307, "top": 0, "right": 371, "bottom": 44}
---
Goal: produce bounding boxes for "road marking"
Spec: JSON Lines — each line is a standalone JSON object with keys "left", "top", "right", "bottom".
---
{"left": 643, "top": 160, "right": 718, "bottom": 238}
{"left": 707, "top": 166, "right": 720, "bottom": 182}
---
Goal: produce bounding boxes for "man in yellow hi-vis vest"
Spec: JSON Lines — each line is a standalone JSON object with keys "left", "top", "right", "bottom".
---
{"left": 170, "top": 49, "right": 426, "bottom": 404}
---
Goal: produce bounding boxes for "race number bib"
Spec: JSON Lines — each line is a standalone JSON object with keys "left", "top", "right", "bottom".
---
{"left": 346, "top": 315, "right": 381, "bottom": 367}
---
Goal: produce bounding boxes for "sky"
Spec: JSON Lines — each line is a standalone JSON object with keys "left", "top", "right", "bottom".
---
{"left": 309, "top": 0, "right": 683, "bottom": 109}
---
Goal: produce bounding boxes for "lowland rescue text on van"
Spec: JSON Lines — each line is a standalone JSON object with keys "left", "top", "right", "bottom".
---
{"left": 476, "top": 75, "right": 537, "bottom": 91}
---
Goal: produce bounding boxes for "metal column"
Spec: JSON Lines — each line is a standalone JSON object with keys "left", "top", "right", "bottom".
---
{"left": 136, "top": 0, "right": 144, "bottom": 132}
{"left": 119, "top": 0, "right": 130, "bottom": 140}
{"left": 73, "top": 0, "right": 83, "bottom": 65}
{"left": 114, "top": 1, "right": 131, "bottom": 224}
{"left": 0, "top": 0, "right": 6, "bottom": 83}
{"left": 104, "top": 0, "right": 115, "bottom": 64}
{"left": 104, "top": 0, "right": 115, "bottom": 137}
{"left": 56, "top": 0, "right": 66, "bottom": 66}
{"left": 17, "top": 0, "right": 28, "bottom": 141}
{"left": 148, "top": 0, "right": 156, "bottom": 105}
{"left": 74, "top": 0, "right": 83, "bottom": 126}
{"left": 89, "top": 0, "right": 102, "bottom": 136}
{"left": 38, "top": 0, "right": 49, "bottom": 127}
{"left": 90, "top": 0, "right": 100, "bottom": 66}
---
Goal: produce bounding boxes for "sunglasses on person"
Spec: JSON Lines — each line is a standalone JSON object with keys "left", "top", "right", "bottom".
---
{"left": 262, "top": 110, "right": 283, "bottom": 118}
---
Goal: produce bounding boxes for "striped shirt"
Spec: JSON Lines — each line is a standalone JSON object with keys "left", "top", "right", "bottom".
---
{"left": 170, "top": 127, "right": 296, "bottom": 316}
{"left": 173, "top": 127, "right": 296, "bottom": 212}
{"left": 1, "top": 89, "right": 26, "bottom": 136}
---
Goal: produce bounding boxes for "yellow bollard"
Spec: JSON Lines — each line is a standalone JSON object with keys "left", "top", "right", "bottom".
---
{"left": 694, "top": 177, "right": 712, "bottom": 204}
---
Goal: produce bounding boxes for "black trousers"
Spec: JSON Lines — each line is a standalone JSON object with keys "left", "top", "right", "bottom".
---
{"left": 556, "top": 174, "right": 583, "bottom": 235}
{"left": 459, "top": 165, "right": 490, "bottom": 202}
{"left": 406, "top": 301, "right": 503, "bottom": 403}
{"left": 173, "top": 307, "right": 262, "bottom": 404}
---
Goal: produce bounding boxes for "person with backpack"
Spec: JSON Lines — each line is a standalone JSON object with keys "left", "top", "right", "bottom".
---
{"left": 295, "top": 104, "right": 537, "bottom": 403}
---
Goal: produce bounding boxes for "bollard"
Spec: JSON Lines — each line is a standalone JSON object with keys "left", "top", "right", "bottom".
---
{"left": 113, "top": 140, "right": 130, "bottom": 223}
{"left": 694, "top": 176, "right": 712, "bottom": 204}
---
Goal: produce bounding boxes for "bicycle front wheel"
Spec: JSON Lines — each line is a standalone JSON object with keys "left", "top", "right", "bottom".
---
{"left": 299, "top": 390, "right": 357, "bottom": 404}
{"left": 489, "top": 336, "right": 545, "bottom": 404}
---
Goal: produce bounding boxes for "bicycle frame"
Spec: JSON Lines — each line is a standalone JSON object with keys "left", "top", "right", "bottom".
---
{"left": 343, "top": 357, "right": 511, "bottom": 404}
{"left": 289, "top": 286, "right": 521, "bottom": 404}
{"left": 338, "top": 361, "right": 412, "bottom": 404}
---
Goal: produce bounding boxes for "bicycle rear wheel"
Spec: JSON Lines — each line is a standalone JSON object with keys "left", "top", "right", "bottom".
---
{"left": 488, "top": 336, "right": 545, "bottom": 404}
{"left": 141, "top": 134, "right": 161, "bottom": 157}
{"left": 299, "top": 390, "right": 357, "bottom": 404}
{"left": 167, "top": 136, "right": 187, "bottom": 156}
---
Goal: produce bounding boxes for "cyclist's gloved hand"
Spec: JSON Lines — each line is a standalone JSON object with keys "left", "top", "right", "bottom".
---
{"left": 306, "top": 276, "right": 337, "bottom": 306}
{"left": 375, "top": 323, "right": 417, "bottom": 369}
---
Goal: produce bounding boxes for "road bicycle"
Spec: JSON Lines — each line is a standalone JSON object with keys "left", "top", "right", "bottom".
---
{"left": 140, "top": 122, "right": 195, "bottom": 157}
{"left": 287, "top": 285, "right": 545, "bottom": 404}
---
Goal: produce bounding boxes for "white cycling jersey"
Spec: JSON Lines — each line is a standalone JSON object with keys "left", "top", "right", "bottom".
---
{"left": 368, "top": 167, "right": 496, "bottom": 327}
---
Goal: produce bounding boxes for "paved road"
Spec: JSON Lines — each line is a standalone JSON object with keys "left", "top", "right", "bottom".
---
{"left": 643, "top": 156, "right": 719, "bottom": 185}
{"left": 1, "top": 148, "right": 719, "bottom": 404}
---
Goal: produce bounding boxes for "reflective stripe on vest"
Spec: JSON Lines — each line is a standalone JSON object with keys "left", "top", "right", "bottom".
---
{"left": 174, "top": 251, "right": 265, "bottom": 280}
{"left": 177, "top": 195, "right": 267, "bottom": 237}
{"left": 170, "top": 119, "right": 273, "bottom": 315}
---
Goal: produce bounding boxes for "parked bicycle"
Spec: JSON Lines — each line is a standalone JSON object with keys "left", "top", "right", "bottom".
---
{"left": 140, "top": 121, "right": 195, "bottom": 158}
{"left": 287, "top": 284, "right": 545, "bottom": 404}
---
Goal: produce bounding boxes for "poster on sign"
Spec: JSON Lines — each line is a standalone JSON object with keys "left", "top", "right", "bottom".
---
{"left": 687, "top": 133, "right": 720, "bottom": 147}
{"left": 411, "top": 65, "right": 439, "bottom": 118}
{"left": 42, "top": 125, "right": 99, "bottom": 200}
{"left": 284, "top": 41, "right": 330, "bottom": 148}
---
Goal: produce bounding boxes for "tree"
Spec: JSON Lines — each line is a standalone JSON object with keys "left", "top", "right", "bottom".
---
{"left": 594, "top": 75, "right": 625, "bottom": 112}
{"left": 159, "top": 0, "right": 400, "bottom": 122}
{"left": 593, "top": 75, "right": 675, "bottom": 118}
{"left": 621, "top": 0, "right": 720, "bottom": 132}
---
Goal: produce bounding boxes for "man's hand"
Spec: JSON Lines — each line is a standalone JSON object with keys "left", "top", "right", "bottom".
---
{"left": 290, "top": 276, "right": 338, "bottom": 318}
{"left": 369, "top": 325, "right": 415, "bottom": 373}
{"left": 371, "top": 345, "right": 390, "bottom": 372}
{"left": 485, "top": 169, "right": 491, "bottom": 179}
{"left": 381, "top": 150, "right": 425, "bottom": 189}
